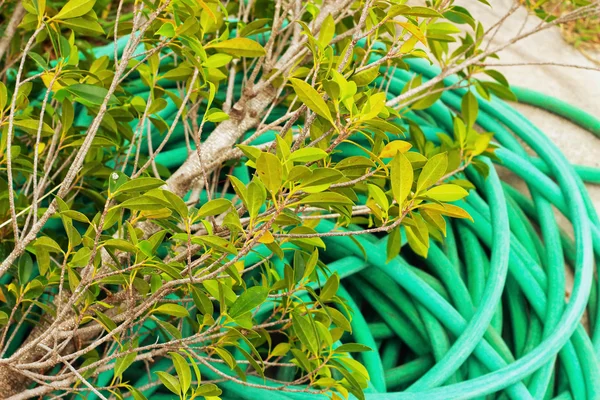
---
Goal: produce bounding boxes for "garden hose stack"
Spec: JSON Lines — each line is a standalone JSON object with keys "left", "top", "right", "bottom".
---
{"left": 7, "top": 36, "right": 600, "bottom": 400}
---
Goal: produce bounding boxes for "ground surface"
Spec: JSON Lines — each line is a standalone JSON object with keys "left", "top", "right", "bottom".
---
{"left": 457, "top": 0, "right": 600, "bottom": 222}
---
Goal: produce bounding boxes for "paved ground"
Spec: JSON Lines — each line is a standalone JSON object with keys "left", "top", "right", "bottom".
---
{"left": 455, "top": 0, "right": 600, "bottom": 224}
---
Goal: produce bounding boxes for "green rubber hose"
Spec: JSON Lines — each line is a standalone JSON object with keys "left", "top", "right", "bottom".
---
{"left": 11, "top": 37, "right": 600, "bottom": 400}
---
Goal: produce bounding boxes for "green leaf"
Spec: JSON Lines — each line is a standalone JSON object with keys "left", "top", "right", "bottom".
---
{"left": 425, "top": 184, "right": 468, "bottom": 202}
{"left": 60, "top": 17, "right": 105, "bottom": 35}
{"left": 156, "top": 22, "right": 176, "bottom": 38}
{"left": 320, "top": 273, "right": 339, "bottom": 302}
{"left": 151, "top": 190, "right": 184, "bottom": 220}
{"left": 367, "top": 184, "right": 389, "bottom": 211}
{"left": 108, "top": 171, "right": 128, "bottom": 195}
{"left": 483, "top": 81, "right": 517, "bottom": 101}
{"left": 390, "top": 152, "right": 413, "bottom": 205}
{"left": 292, "top": 312, "right": 319, "bottom": 353}
{"left": 204, "top": 53, "right": 233, "bottom": 68}
{"left": 256, "top": 152, "right": 283, "bottom": 195}
{"left": 205, "top": 109, "right": 230, "bottom": 122}
{"left": 421, "top": 208, "right": 447, "bottom": 236}
{"left": 327, "top": 306, "right": 351, "bottom": 331}
{"left": 229, "top": 286, "right": 269, "bottom": 319}
{"left": 271, "top": 342, "right": 290, "bottom": 357}
{"left": 301, "top": 192, "right": 353, "bottom": 207}
{"left": 402, "top": 6, "right": 443, "bottom": 17}
{"left": 318, "top": 14, "right": 335, "bottom": 47}
{"left": 419, "top": 203, "right": 473, "bottom": 221}
{"left": 156, "top": 319, "right": 182, "bottom": 340}
{"left": 299, "top": 168, "right": 343, "bottom": 192}
{"left": 386, "top": 226, "right": 401, "bottom": 263}
{"left": 207, "top": 38, "right": 266, "bottom": 57}
{"left": 54, "top": 0, "right": 96, "bottom": 20}
{"left": 291, "top": 348, "right": 312, "bottom": 372}
{"left": 405, "top": 223, "right": 429, "bottom": 257}
{"left": 0, "top": 81, "right": 7, "bottom": 110}
{"left": 195, "top": 383, "right": 223, "bottom": 397}
{"left": 461, "top": 91, "right": 478, "bottom": 127}
{"left": 416, "top": 153, "right": 448, "bottom": 193}
{"left": 237, "top": 144, "right": 262, "bottom": 161}
{"left": 289, "top": 148, "right": 328, "bottom": 163}
{"left": 113, "top": 177, "right": 165, "bottom": 195}
{"left": 289, "top": 78, "right": 333, "bottom": 123}
{"left": 0, "top": 311, "right": 8, "bottom": 326}
{"left": 34, "top": 236, "right": 64, "bottom": 254}
{"left": 153, "top": 304, "right": 189, "bottom": 318}
{"left": 191, "top": 286, "right": 214, "bottom": 315}
{"left": 129, "top": 387, "right": 148, "bottom": 400}
{"left": 118, "top": 196, "right": 165, "bottom": 211}
{"left": 114, "top": 351, "right": 137, "bottom": 379}
{"left": 247, "top": 180, "right": 266, "bottom": 220}
{"left": 198, "top": 198, "right": 232, "bottom": 218}
{"left": 14, "top": 119, "right": 54, "bottom": 136}
{"left": 193, "top": 235, "right": 238, "bottom": 254}
{"left": 453, "top": 117, "right": 467, "bottom": 147}
{"left": 169, "top": 352, "right": 191, "bottom": 394}
{"left": 350, "top": 67, "right": 378, "bottom": 86}
{"left": 155, "top": 371, "right": 181, "bottom": 395}
{"left": 18, "top": 253, "right": 33, "bottom": 284}
{"left": 102, "top": 238, "right": 137, "bottom": 253}
{"left": 334, "top": 343, "right": 373, "bottom": 353}
{"left": 69, "top": 247, "right": 91, "bottom": 267}
{"left": 65, "top": 84, "right": 119, "bottom": 106}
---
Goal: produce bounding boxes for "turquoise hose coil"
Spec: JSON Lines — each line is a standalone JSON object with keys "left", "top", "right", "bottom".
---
{"left": 6, "top": 35, "right": 600, "bottom": 399}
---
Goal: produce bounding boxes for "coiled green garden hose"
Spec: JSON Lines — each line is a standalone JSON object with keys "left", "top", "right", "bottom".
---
{"left": 6, "top": 36, "right": 600, "bottom": 400}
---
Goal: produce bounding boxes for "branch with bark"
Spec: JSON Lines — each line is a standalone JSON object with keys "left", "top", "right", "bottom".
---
{"left": 0, "top": 0, "right": 596, "bottom": 398}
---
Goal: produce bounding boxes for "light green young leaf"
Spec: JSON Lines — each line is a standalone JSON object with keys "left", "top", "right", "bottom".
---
{"left": 367, "top": 183, "right": 389, "bottom": 211}
{"left": 453, "top": 117, "right": 466, "bottom": 147}
{"left": 318, "top": 14, "right": 335, "bottom": 48}
{"left": 207, "top": 38, "right": 266, "bottom": 57}
{"left": 34, "top": 236, "right": 64, "bottom": 254}
{"left": 54, "top": 0, "right": 95, "bottom": 20}
{"left": 0, "top": 311, "right": 9, "bottom": 326}
{"left": 405, "top": 224, "right": 429, "bottom": 258}
{"left": 153, "top": 304, "right": 189, "bottom": 318}
{"left": 390, "top": 152, "right": 413, "bottom": 205}
{"left": 14, "top": 119, "right": 54, "bottom": 136}
{"left": 155, "top": 371, "right": 181, "bottom": 395}
{"left": 419, "top": 203, "right": 473, "bottom": 221}
{"left": 113, "top": 177, "right": 165, "bottom": 195}
{"left": 301, "top": 192, "right": 353, "bottom": 207}
{"left": 247, "top": 180, "right": 266, "bottom": 220}
{"left": 0, "top": 81, "right": 7, "bottom": 110}
{"left": 60, "top": 17, "right": 105, "bottom": 35}
{"left": 289, "top": 148, "right": 328, "bottom": 163}
{"left": 416, "top": 152, "right": 448, "bottom": 193}
{"left": 198, "top": 198, "right": 232, "bottom": 218}
{"left": 425, "top": 184, "right": 468, "bottom": 202}
{"left": 289, "top": 78, "right": 333, "bottom": 123}
{"left": 350, "top": 66, "right": 378, "bottom": 87}
{"left": 162, "top": 189, "right": 189, "bottom": 219}
{"left": 256, "top": 152, "right": 283, "bottom": 195}
{"left": 195, "top": 383, "right": 223, "bottom": 397}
